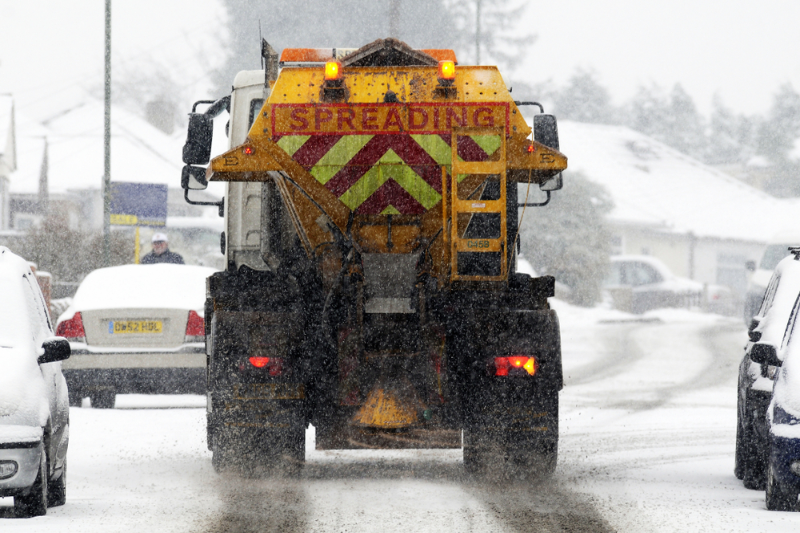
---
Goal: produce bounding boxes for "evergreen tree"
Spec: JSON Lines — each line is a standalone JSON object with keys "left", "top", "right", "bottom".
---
{"left": 552, "top": 68, "right": 615, "bottom": 124}
{"left": 756, "top": 84, "right": 800, "bottom": 197}
{"left": 519, "top": 172, "right": 614, "bottom": 307}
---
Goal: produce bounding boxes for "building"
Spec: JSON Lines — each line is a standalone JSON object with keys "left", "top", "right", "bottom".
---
{"left": 559, "top": 121, "right": 797, "bottom": 302}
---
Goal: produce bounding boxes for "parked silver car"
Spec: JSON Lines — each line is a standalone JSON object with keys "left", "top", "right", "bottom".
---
{"left": 0, "top": 247, "right": 71, "bottom": 517}
{"left": 56, "top": 264, "right": 215, "bottom": 408}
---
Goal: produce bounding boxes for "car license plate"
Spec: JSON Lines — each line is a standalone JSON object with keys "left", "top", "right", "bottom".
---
{"left": 109, "top": 320, "right": 162, "bottom": 334}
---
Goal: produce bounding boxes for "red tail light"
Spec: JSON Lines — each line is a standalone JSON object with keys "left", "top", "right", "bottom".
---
{"left": 56, "top": 312, "right": 85, "bottom": 342}
{"left": 248, "top": 356, "right": 284, "bottom": 376}
{"left": 494, "top": 356, "right": 536, "bottom": 376}
{"left": 184, "top": 310, "right": 205, "bottom": 342}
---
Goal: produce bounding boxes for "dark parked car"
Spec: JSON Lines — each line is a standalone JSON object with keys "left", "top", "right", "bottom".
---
{"left": 736, "top": 250, "right": 800, "bottom": 492}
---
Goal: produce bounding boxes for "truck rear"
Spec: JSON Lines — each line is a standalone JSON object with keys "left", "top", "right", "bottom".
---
{"left": 181, "top": 38, "right": 568, "bottom": 476}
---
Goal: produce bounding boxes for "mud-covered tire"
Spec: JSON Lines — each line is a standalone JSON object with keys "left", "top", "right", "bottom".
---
{"left": 15, "top": 449, "right": 48, "bottom": 518}
{"left": 48, "top": 458, "right": 67, "bottom": 507}
{"left": 742, "top": 413, "right": 767, "bottom": 490}
{"left": 89, "top": 389, "right": 115, "bottom": 409}
{"left": 734, "top": 399, "right": 745, "bottom": 480}
{"left": 766, "top": 463, "right": 798, "bottom": 511}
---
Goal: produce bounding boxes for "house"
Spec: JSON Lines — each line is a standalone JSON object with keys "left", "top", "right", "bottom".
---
{"left": 559, "top": 121, "right": 798, "bottom": 302}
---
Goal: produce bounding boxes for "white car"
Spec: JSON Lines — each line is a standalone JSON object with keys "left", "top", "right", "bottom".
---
{"left": 604, "top": 255, "right": 731, "bottom": 314}
{"left": 56, "top": 264, "right": 215, "bottom": 408}
{"left": 744, "top": 231, "right": 800, "bottom": 324}
{"left": 0, "top": 247, "right": 71, "bottom": 517}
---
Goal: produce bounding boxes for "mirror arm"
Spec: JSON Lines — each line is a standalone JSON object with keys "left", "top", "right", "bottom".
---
{"left": 514, "top": 101, "right": 545, "bottom": 113}
{"left": 184, "top": 188, "right": 224, "bottom": 217}
{"left": 518, "top": 190, "right": 550, "bottom": 207}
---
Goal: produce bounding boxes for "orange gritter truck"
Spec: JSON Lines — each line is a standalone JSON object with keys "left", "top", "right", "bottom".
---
{"left": 180, "top": 38, "right": 568, "bottom": 476}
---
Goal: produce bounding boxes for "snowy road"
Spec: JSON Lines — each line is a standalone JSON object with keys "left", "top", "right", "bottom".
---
{"left": 3, "top": 305, "right": 800, "bottom": 532}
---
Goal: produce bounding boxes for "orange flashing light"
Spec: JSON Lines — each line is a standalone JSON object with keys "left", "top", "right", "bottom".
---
{"left": 438, "top": 60, "right": 455, "bottom": 82}
{"left": 249, "top": 357, "right": 270, "bottom": 368}
{"left": 243, "top": 145, "right": 255, "bottom": 155}
{"left": 324, "top": 61, "right": 342, "bottom": 81}
{"left": 527, "top": 144, "right": 536, "bottom": 153}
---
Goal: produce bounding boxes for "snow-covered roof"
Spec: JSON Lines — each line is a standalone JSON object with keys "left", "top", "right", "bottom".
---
{"left": 559, "top": 121, "right": 797, "bottom": 243}
{"left": 9, "top": 100, "right": 185, "bottom": 195}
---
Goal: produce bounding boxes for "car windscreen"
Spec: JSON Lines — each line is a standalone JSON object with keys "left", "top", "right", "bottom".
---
{"left": 760, "top": 244, "right": 792, "bottom": 270}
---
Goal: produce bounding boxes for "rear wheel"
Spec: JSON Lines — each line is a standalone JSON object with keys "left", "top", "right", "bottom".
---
{"left": 766, "top": 463, "right": 798, "bottom": 511}
{"left": 48, "top": 458, "right": 67, "bottom": 507}
{"left": 734, "top": 398, "right": 745, "bottom": 480}
{"left": 89, "top": 389, "right": 115, "bottom": 409}
{"left": 14, "top": 449, "right": 48, "bottom": 518}
{"left": 742, "top": 408, "right": 767, "bottom": 490}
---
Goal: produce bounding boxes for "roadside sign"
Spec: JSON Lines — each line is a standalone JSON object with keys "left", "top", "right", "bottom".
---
{"left": 109, "top": 182, "right": 168, "bottom": 227}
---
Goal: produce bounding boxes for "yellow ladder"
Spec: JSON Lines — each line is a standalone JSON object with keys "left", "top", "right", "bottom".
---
{"left": 447, "top": 127, "right": 507, "bottom": 282}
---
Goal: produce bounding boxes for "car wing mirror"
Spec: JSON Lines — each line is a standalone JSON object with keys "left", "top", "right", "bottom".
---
{"left": 182, "top": 113, "right": 214, "bottom": 165}
{"left": 181, "top": 165, "right": 208, "bottom": 191}
{"left": 750, "top": 342, "right": 780, "bottom": 366}
{"left": 38, "top": 337, "right": 71, "bottom": 364}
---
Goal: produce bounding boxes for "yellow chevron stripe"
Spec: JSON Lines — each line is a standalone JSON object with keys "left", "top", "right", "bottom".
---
{"left": 276, "top": 135, "right": 310, "bottom": 157}
{"left": 469, "top": 134, "right": 502, "bottom": 156}
{"left": 411, "top": 134, "right": 450, "bottom": 164}
{"left": 310, "top": 135, "right": 373, "bottom": 185}
{"left": 338, "top": 150, "right": 442, "bottom": 210}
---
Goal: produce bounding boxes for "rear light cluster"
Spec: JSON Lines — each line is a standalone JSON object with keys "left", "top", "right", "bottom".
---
{"left": 56, "top": 312, "right": 85, "bottom": 343}
{"left": 184, "top": 310, "right": 205, "bottom": 343}
{"left": 494, "top": 356, "right": 537, "bottom": 377}
{"left": 247, "top": 357, "right": 284, "bottom": 376}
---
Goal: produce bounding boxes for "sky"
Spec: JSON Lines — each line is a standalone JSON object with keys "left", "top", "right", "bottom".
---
{"left": 518, "top": 1, "right": 800, "bottom": 115}
{"left": 2, "top": 1, "right": 800, "bottom": 122}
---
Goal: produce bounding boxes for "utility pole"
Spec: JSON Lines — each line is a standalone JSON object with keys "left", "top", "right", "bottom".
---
{"left": 389, "top": 0, "right": 400, "bottom": 38}
{"left": 103, "top": 0, "right": 111, "bottom": 266}
{"left": 475, "top": 0, "right": 482, "bottom": 65}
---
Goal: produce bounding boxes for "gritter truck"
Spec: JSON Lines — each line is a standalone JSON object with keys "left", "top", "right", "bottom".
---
{"left": 180, "top": 38, "right": 568, "bottom": 476}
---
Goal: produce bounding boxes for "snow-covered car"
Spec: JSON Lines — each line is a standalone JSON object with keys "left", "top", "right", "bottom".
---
{"left": 603, "top": 255, "right": 731, "bottom": 314}
{"left": 736, "top": 252, "right": 800, "bottom": 491}
{"left": 56, "top": 264, "right": 216, "bottom": 409}
{"left": 757, "top": 248, "right": 800, "bottom": 511}
{"left": 0, "top": 247, "right": 71, "bottom": 517}
{"left": 744, "top": 231, "right": 800, "bottom": 324}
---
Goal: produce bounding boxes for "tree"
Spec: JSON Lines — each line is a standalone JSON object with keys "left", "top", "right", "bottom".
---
{"left": 551, "top": 69, "right": 615, "bottom": 124}
{"left": 706, "top": 94, "right": 748, "bottom": 165}
{"left": 215, "top": 0, "right": 455, "bottom": 94}
{"left": 756, "top": 84, "right": 800, "bottom": 197}
{"left": 519, "top": 172, "right": 614, "bottom": 307}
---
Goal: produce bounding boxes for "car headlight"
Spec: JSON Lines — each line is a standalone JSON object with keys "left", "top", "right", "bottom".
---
{"left": 773, "top": 406, "right": 800, "bottom": 425}
{"left": 0, "top": 461, "right": 18, "bottom": 479}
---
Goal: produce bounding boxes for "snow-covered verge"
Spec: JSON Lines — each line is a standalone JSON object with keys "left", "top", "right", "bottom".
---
{"left": 3, "top": 299, "right": 800, "bottom": 531}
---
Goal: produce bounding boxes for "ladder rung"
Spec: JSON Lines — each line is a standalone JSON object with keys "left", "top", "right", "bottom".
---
{"left": 452, "top": 199, "right": 503, "bottom": 214}
{"left": 452, "top": 161, "right": 505, "bottom": 175}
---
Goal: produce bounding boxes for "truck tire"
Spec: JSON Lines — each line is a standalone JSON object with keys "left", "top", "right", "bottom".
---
{"left": 89, "top": 389, "right": 115, "bottom": 409}
{"left": 766, "top": 463, "right": 798, "bottom": 511}
{"left": 15, "top": 449, "right": 48, "bottom": 517}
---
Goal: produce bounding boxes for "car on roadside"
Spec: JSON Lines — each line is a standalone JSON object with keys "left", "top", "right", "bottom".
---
{"left": 603, "top": 255, "right": 731, "bottom": 314}
{"left": 0, "top": 247, "right": 71, "bottom": 517}
{"left": 752, "top": 247, "right": 800, "bottom": 511}
{"left": 55, "top": 263, "right": 215, "bottom": 409}
{"left": 736, "top": 250, "right": 800, "bottom": 491}
{"left": 744, "top": 231, "right": 800, "bottom": 324}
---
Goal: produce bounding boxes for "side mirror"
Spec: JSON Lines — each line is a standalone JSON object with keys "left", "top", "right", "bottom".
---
{"left": 540, "top": 173, "right": 563, "bottom": 191}
{"left": 534, "top": 114, "right": 560, "bottom": 150}
{"left": 182, "top": 113, "right": 214, "bottom": 165}
{"left": 181, "top": 165, "right": 209, "bottom": 191}
{"left": 750, "top": 342, "right": 781, "bottom": 366}
{"left": 745, "top": 260, "right": 756, "bottom": 272}
{"left": 38, "top": 338, "right": 71, "bottom": 364}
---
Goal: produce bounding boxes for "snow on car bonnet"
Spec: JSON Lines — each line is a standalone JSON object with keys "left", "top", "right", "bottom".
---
{"left": 70, "top": 264, "right": 216, "bottom": 311}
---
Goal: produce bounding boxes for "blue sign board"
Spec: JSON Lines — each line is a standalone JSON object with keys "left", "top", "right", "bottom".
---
{"left": 109, "top": 182, "right": 168, "bottom": 227}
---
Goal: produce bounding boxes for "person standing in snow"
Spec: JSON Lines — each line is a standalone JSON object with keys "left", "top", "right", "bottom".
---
{"left": 141, "top": 233, "right": 185, "bottom": 265}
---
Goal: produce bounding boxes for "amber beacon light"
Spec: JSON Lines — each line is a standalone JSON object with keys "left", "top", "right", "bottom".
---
{"left": 437, "top": 60, "right": 455, "bottom": 84}
{"left": 324, "top": 61, "right": 342, "bottom": 81}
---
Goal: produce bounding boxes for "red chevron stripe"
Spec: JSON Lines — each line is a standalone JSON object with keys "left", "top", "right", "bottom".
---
{"left": 324, "top": 134, "right": 441, "bottom": 195}
{"left": 291, "top": 134, "right": 342, "bottom": 168}
{"left": 355, "top": 180, "right": 426, "bottom": 215}
{"left": 437, "top": 134, "right": 490, "bottom": 162}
